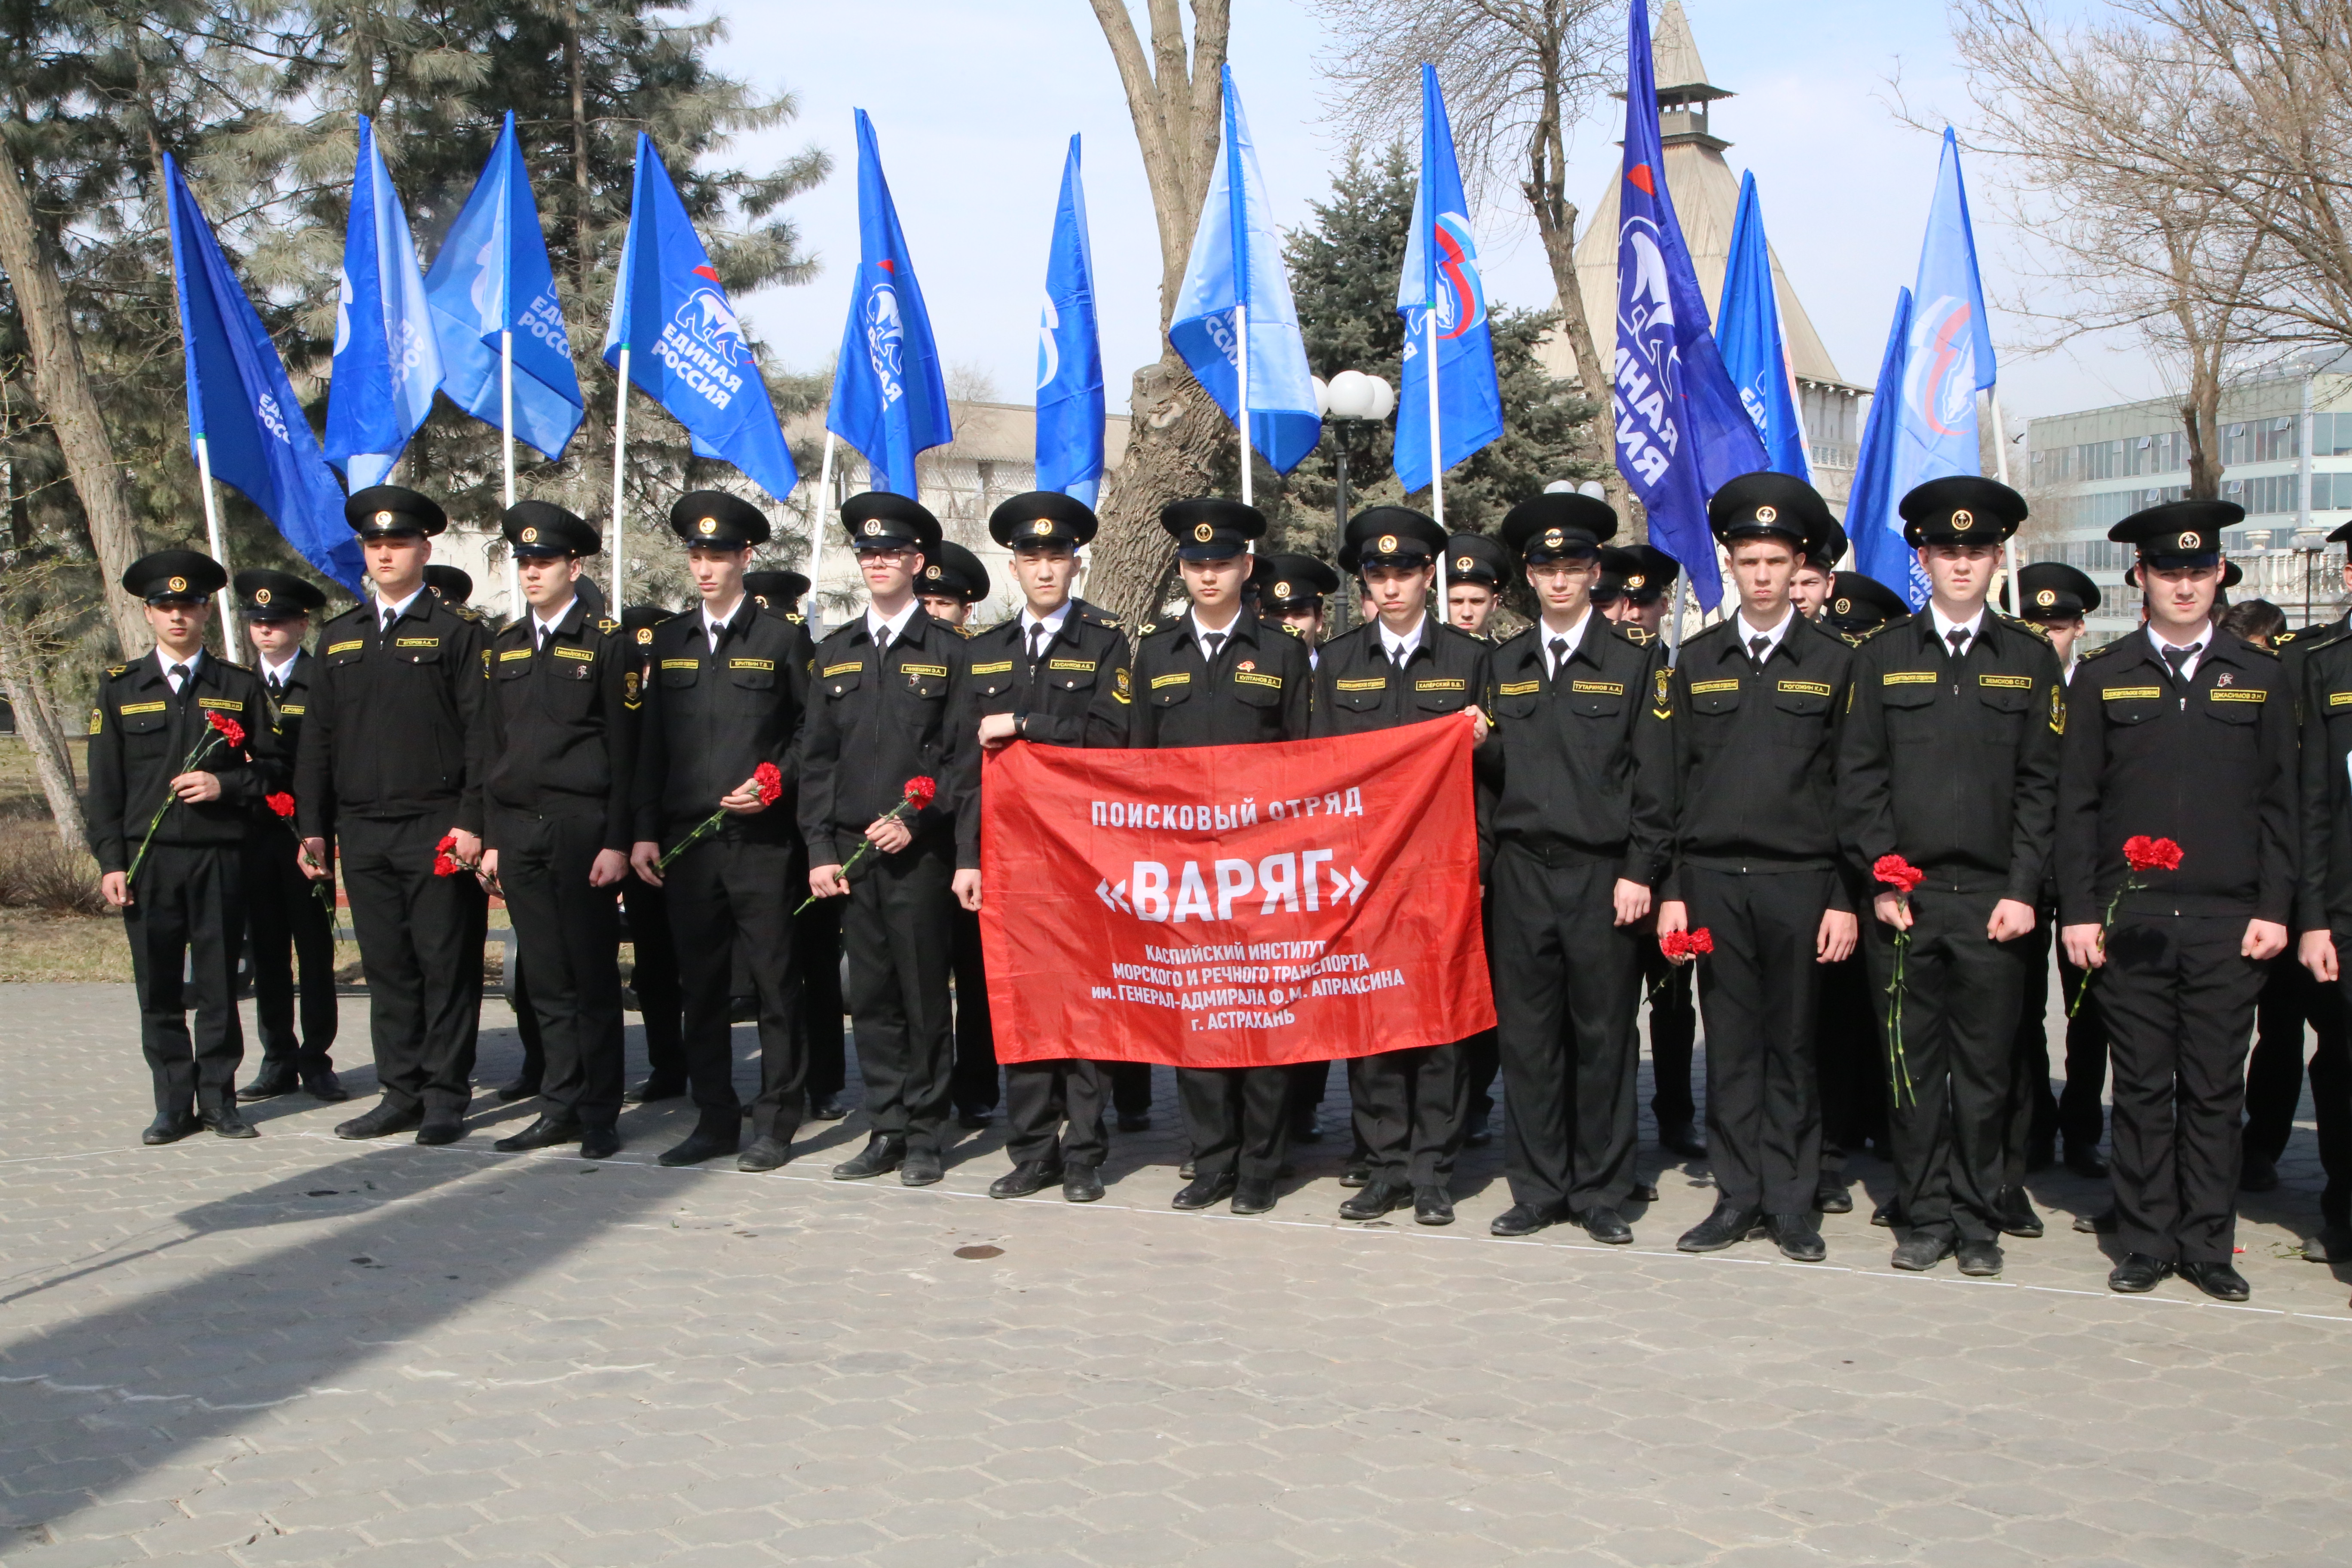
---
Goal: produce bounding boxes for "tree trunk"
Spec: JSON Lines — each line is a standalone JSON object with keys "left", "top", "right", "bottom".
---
{"left": 1087, "top": 354, "right": 1229, "bottom": 629}
{"left": 1522, "top": 86, "right": 1629, "bottom": 527}
{"left": 0, "top": 618, "right": 90, "bottom": 856}
{"left": 0, "top": 136, "right": 149, "bottom": 657}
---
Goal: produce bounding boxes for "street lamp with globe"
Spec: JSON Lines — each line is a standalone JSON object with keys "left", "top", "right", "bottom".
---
{"left": 1313, "top": 370, "right": 1397, "bottom": 538}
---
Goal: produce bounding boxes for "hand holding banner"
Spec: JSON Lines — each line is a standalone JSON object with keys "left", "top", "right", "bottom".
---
{"left": 980, "top": 723, "right": 1494, "bottom": 1069}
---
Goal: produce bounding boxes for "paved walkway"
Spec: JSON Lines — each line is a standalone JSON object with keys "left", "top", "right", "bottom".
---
{"left": 3, "top": 982, "right": 2349, "bottom": 1567}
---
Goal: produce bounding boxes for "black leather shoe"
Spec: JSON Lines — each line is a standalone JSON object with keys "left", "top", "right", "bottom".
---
{"left": 736, "top": 1135, "right": 790, "bottom": 1171}
{"left": 1231, "top": 1177, "right": 1276, "bottom": 1215}
{"left": 301, "top": 1068, "right": 352, "bottom": 1102}
{"left": 1173, "top": 1172, "right": 1237, "bottom": 1210}
{"left": 2108, "top": 1252, "right": 2173, "bottom": 1293}
{"left": 1995, "top": 1186, "right": 2046, "bottom": 1239}
{"left": 2302, "top": 1225, "right": 2352, "bottom": 1264}
{"left": 1063, "top": 1165, "right": 1105, "bottom": 1203}
{"left": 623, "top": 1076, "right": 687, "bottom": 1105}
{"left": 1890, "top": 1231, "right": 1955, "bottom": 1271}
{"left": 900, "top": 1148, "right": 944, "bottom": 1186}
{"left": 240, "top": 1065, "right": 299, "bottom": 1100}
{"left": 1339, "top": 1180, "right": 1408, "bottom": 1221}
{"left": 807, "top": 1093, "right": 846, "bottom": 1121}
{"left": 1816, "top": 1174, "right": 1853, "bottom": 1214}
{"left": 2179, "top": 1261, "right": 2251, "bottom": 1302}
{"left": 1414, "top": 1186, "right": 1455, "bottom": 1225}
{"left": 1659, "top": 1121, "right": 1707, "bottom": 1159}
{"left": 415, "top": 1117, "right": 465, "bottom": 1146}
{"left": 1957, "top": 1239, "right": 2003, "bottom": 1277}
{"left": 2065, "top": 1142, "right": 2110, "bottom": 1179}
{"left": 1871, "top": 1197, "right": 1902, "bottom": 1229}
{"left": 335, "top": 1101, "right": 423, "bottom": 1140}
{"left": 2073, "top": 1206, "right": 2118, "bottom": 1235}
{"left": 1339, "top": 1159, "right": 1372, "bottom": 1189}
{"left": 1767, "top": 1212, "right": 1827, "bottom": 1262}
{"left": 1678, "top": 1199, "right": 1763, "bottom": 1253}
{"left": 1576, "top": 1205, "right": 1634, "bottom": 1245}
{"left": 493, "top": 1113, "right": 582, "bottom": 1152}
{"left": 2241, "top": 1152, "right": 2281, "bottom": 1194}
{"left": 578, "top": 1124, "right": 621, "bottom": 1160}
{"left": 832, "top": 1135, "right": 905, "bottom": 1179}
{"left": 494, "top": 1076, "right": 541, "bottom": 1104}
{"left": 141, "top": 1112, "right": 199, "bottom": 1146}
{"left": 1117, "top": 1112, "right": 1151, "bottom": 1133}
{"left": 659, "top": 1127, "right": 741, "bottom": 1167}
{"left": 1490, "top": 1202, "right": 1556, "bottom": 1238}
{"left": 199, "top": 1106, "right": 259, "bottom": 1139}
{"left": 989, "top": 1159, "right": 1062, "bottom": 1199}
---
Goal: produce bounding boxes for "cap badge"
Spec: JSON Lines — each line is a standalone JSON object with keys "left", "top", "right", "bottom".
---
{"left": 521, "top": 526, "right": 539, "bottom": 544}
{"left": 2180, "top": 530, "right": 2201, "bottom": 549}
{"left": 1543, "top": 529, "right": 1564, "bottom": 548}
{"left": 1755, "top": 505, "right": 1779, "bottom": 525}
{"left": 926, "top": 565, "right": 942, "bottom": 579}
{"left": 1274, "top": 581, "right": 1292, "bottom": 599}
{"left": 1834, "top": 597, "right": 1852, "bottom": 614}
{"left": 1032, "top": 518, "right": 1054, "bottom": 536}
{"left": 374, "top": 510, "right": 393, "bottom": 527}
{"left": 167, "top": 576, "right": 187, "bottom": 594}
{"left": 1626, "top": 574, "right": 1646, "bottom": 589}
{"left": 2036, "top": 588, "right": 2057, "bottom": 607}
{"left": 636, "top": 627, "right": 653, "bottom": 645}
{"left": 254, "top": 587, "right": 272, "bottom": 605}
{"left": 863, "top": 519, "right": 882, "bottom": 536}
{"left": 1378, "top": 534, "right": 1399, "bottom": 554}
{"left": 698, "top": 517, "right": 719, "bottom": 536}
{"left": 1455, "top": 555, "right": 1473, "bottom": 573}
{"left": 1193, "top": 522, "right": 1214, "bottom": 543}
{"left": 1953, "top": 508, "right": 1974, "bottom": 530}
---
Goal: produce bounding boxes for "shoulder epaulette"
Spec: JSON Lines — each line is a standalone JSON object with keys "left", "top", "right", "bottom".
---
{"left": 1618, "top": 624, "right": 1656, "bottom": 646}
{"left": 1139, "top": 622, "right": 1160, "bottom": 636}
{"left": 955, "top": 623, "right": 976, "bottom": 639}
{"left": 2079, "top": 637, "right": 2131, "bottom": 662}
{"left": 2246, "top": 640, "right": 2281, "bottom": 659}
{"left": 786, "top": 612, "right": 804, "bottom": 624}
{"left": 1854, "top": 622, "right": 1903, "bottom": 644}
{"left": 597, "top": 616, "right": 619, "bottom": 636}
{"left": 448, "top": 603, "right": 484, "bottom": 623}
{"left": 1997, "top": 613, "right": 2052, "bottom": 642}
{"left": 105, "top": 662, "right": 131, "bottom": 679}
{"left": 1279, "top": 622, "right": 1302, "bottom": 638}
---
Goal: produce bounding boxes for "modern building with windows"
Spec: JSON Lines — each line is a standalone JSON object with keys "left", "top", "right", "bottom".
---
{"left": 2023, "top": 355, "right": 2352, "bottom": 638}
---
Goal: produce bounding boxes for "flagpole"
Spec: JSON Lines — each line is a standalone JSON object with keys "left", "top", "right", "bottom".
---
{"left": 193, "top": 435, "right": 240, "bottom": 653}
{"left": 501, "top": 328, "right": 519, "bottom": 615}
{"left": 1236, "top": 302, "right": 1252, "bottom": 510}
{"left": 809, "top": 431, "right": 837, "bottom": 633}
{"left": 1427, "top": 308, "right": 1448, "bottom": 605}
{"left": 1990, "top": 389, "right": 2021, "bottom": 606}
{"left": 608, "top": 347, "right": 631, "bottom": 607}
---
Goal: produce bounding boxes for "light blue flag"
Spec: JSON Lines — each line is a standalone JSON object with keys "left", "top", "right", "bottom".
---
{"left": 1035, "top": 135, "right": 1105, "bottom": 506}
{"left": 1715, "top": 170, "right": 1809, "bottom": 482}
{"left": 1611, "top": 0, "right": 1767, "bottom": 611}
{"left": 1846, "top": 288, "right": 1916, "bottom": 599}
{"left": 324, "top": 116, "right": 444, "bottom": 490}
{"left": 423, "top": 111, "right": 584, "bottom": 462}
{"left": 1168, "top": 64, "right": 1321, "bottom": 477}
{"left": 827, "top": 109, "right": 953, "bottom": 497}
{"left": 163, "top": 155, "right": 365, "bottom": 594}
{"left": 1394, "top": 64, "right": 1504, "bottom": 497}
{"left": 1880, "top": 127, "right": 1998, "bottom": 606}
{"left": 602, "top": 134, "right": 798, "bottom": 502}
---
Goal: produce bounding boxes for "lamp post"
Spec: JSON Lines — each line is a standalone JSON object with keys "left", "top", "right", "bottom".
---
{"left": 1314, "top": 370, "right": 1396, "bottom": 538}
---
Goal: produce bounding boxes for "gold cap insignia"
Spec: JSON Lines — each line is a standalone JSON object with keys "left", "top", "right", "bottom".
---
{"left": 699, "top": 517, "right": 723, "bottom": 537}
{"left": 374, "top": 510, "right": 393, "bottom": 527}
{"left": 1543, "top": 530, "right": 1564, "bottom": 548}
{"left": 636, "top": 627, "right": 653, "bottom": 645}
{"left": 521, "top": 526, "right": 539, "bottom": 544}
{"left": 1455, "top": 555, "right": 1473, "bottom": 573}
{"left": 2180, "top": 530, "right": 2201, "bottom": 549}
{"left": 1193, "top": 522, "right": 1214, "bottom": 543}
{"left": 1626, "top": 574, "right": 1646, "bottom": 589}
{"left": 1032, "top": 518, "right": 1054, "bottom": 536}
{"left": 1755, "top": 505, "right": 1779, "bottom": 525}
{"left": 926, "top": 565, "right": 942, "bottom": 579}
{"left": 1834, "top": 597, "right": 1852, "bottom": 614}
{"left": 2036, "top": 588, "right": 2057, "bottom": 607}
{"left": 167, "top": 576, "right": 188, "bottom": 593}
{"left": 1274, "top": 581, "right": 1292, "bottom": 598}
{"left": 1952, "top": 508, "right": 1974, "bottom": 530}
{"left": 254, "top": 587, "right": 272, "bottom": 605}
{"left": 864, "top": 519, "right": 883, "bottom": 537}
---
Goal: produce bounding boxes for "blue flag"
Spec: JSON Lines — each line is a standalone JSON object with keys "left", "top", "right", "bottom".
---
{"left": 1394, "top": 64, "right": 1504, "bottom": 497}
{"left": 1611, "top": 0, "right": 1766, "bottom": 611}
{"left": 163, "top": 155, "right": 364, "bottom": 594}
{"left": 1847, "top": 288, "right": 1917, "bottom": 599}
{"left": 325, "top": 116, "right": 445, "bottom": 491}
{"left": 1880, "top": 128, "right": 1999, "bottom": 606}
{"left": 1168, "top": 64, "right": 1321, "bottom": 477}
{"left": 1715, "top": 170, "right": 1809, "bottom": 482}
{"left": 602, "top": 134, "right": 799, "bottom": 502}
{"left": 423, "top": 111, "right": 584, "bottom": 462}
{"left": 1035, "top": 135, "right": 1105, "bottom": 507}
{"left": 827, "top": 110, "right": 953, "bottom": 497}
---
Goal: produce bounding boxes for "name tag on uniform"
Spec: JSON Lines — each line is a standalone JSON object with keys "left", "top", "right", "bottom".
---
{"left": 119, "top": 701, "right": 166, "bottom": 715}
{"left": 1151, "top": 672, "right": 1191, "bottom": 689}
{"left": 2209, "top": 688, "right": 2266, "bottom": 703}
{"left": 1690, "top": 678, "right": 1740, "bottom": 694}
{"left": 820, "top": 662, "right": 862, "bottom": 678}
{"left": 899, "top": 662, "right": 949, "bottom": 678}
{"left": 1335, "top": 677, "right": 1387, "bottom": 692}
{"left": 728, "top": 657, "right": 773, "bottom": 671}
{"left": 1234, "top": 671, "right": 1283, "bottom": 689}
{"left": 663, "top": 658, "right": 702, "bottom": 670}
{"left": 1569, "top": 680, "right": 1623, "bottom": 695}
{"left": 326, "top": 640, "right": 363, "bottom": 655}
{"left": 1883, "top": 671, "right": 1936, "bottom": 686}
{"left": 1498, "top": 680, "right": 1540, "bottom": 696}
{"left": 394, "top": 637, "right": 438, "bottom": 648}
{"left": 1416, "top": 677, "right": 1467, "bottom": 692}
{"left": 1978, "top": 674, "right": 2033, "bottom": 689}
{"left": 2331, "top": 691, "right": 2352, "bottom": 708}
{"left": 499, "top": 648, "right": 534, "bottom": 662}
{"left": 2103, "top": 686, "right": 2162, "bottom": 700}
{"left": 555, "top": 646, "right": 595, "bottom": 662}
{"left": 280, "top": 704, "right": 304, "bottom": 716}
{"left": 1777, "top": 680, "right": 1832, "bottom": 697}
{"left": 969, "top": 660, "right": 1014, "bottom": 675}
{"left": 1049, "top": 658, "right": 1095, "bottom": 672}
{"left": 196, "top": 697, "right": 244, "bottom": 711}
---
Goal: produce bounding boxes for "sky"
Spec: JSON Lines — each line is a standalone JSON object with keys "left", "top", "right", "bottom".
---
{"left": 707, "top": 0, "right": 2159, "bottom": 434}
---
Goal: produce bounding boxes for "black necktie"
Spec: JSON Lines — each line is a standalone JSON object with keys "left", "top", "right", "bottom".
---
{"left": 1749, "top": 634, "right": 1770, "bottom": 666}
{"left": 168, "top": 662, "right": 190, "bottom": 693}
{"left": 1203, "top": 631, "right": 1226, "bottom": 663}
{"left": 1028, "top": 622, "right": 1048, "bottom": 667}
{"left": 1548, "top": 637, "right": 1568, "bottom": 677}
{"left": 267, "top": 673, "right": 284, "bottom": 697}
{"left": 2162, "top": 642, "right": 2200, "bottom": 687}
{"left": 1390, "top": 643, "right": 1406, "bottom": 670}
{"left": 536, "top": 624, "right": 551, "bottom": 654}
{"left": 1947, "top": 627, "right": 1969, "bottom": 660}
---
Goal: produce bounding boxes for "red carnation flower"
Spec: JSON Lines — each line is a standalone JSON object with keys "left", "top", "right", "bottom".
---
{"left": 205, "top": 711, "right": 246, "bottom": 749}
{"left": 266, "top": 792, "right": 296, "bottom": 819}
{"left": 1687, "top": 928, "right": 1714, "bottom": 955}
{"left": 1873, "top": 854, "right": 1925, "bottom": 894}
{"left": 2123, "top": 835, "right": 2184, "bottom": 873}
{"left": 1661, "top": 928, "right": 1714, "bottom": 962}
{"left": 432, "top": 833, "right": 465, "bottom": 877}
{"left": 753, "top": 761, "right": 784, "bottom": 805}
{"left": 904, "top": 775, "right": 937, "bottom": 809}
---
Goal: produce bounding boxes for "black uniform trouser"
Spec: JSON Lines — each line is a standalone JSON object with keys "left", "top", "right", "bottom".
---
{"left": 950, "top": 905, "right": 998, "bottom": 1114}
{"left": 1111, "top": 1062, "right": 1152, "bottom": 1119}
{"left": 620, "top": 873, "right": 684, "bottom": 1084}
{"left": 494, "top": 811, "right": 625, "bottom": 1128}
{"left": 1463, "top": 890, "right": 1501, "bottom": 1127}
{"left": 243, "top": 830, "right": 336, "bottom": 1071}
{"left": 798, "top": 897, "right": 845, "bottom": 1099}
{"left": 2317, "top": 934, "right": 2352, "bottom": 1230}
{"left": 126, "top": 842, "right": 246, "bottom": 1118}
{"left": 1492, "top": 846, "right": 1641, "bottom": 1212}
{"left": 1860, "top": 888, "right": 2031, "bottom": 1243}
{"left": 2096, "top": 915, "right": 2268, "bottom": 1264}
{"left": 1684, "top": 866, "right": 1835, "bottom": 1215}
{"left": 1004, "top": 1060, "right": 1111, "bottom": 1168}
{"left": 2246, "top": 956, "right": 2347, "bottom": 1163}
{"left": 1639, "top": 943, "right": 1697, "bottom": 1132}
{"left": 1348, "top": 1043, "right": 1466, "bottom": 1188}
{"left": 2005, "top": 920, "right": 2109, "bottom": 1184}
{"left": 840, "top": 839, "right": 957, "bottom": 1154}
{"left": 1178, "top": 1065, "right": 1294, "bottom": 1182}
{"left": 665, "top": 834, "right": 805, "bottom": 1143}
{"left": 1817, "top": 953, "right": 1883, "bottom": 1152}
{"left": 339, "top": 814, "right": 483, "bottom": 1118}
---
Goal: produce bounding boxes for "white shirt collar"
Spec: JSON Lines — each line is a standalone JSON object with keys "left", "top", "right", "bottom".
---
{"left": 867, "top": 599, "right": 920, "bottom": 646}
{"left": 1377, "top": 616, "right": 1424, "bottom": 662}
{"left": 1192, "top": 608, "right": 1242, "bottom": 662}
{"left": 377, "top": 585, "right": 425, "bottom": 625}
{"left": 1537, "top": 607, "right": 1593, "bottom": 671}
{"left": 701, "top": 594, "right": 748, "bottom": 637}
{"left": 260, "top": 649, "right": 299, "bottom": 685}
{"left": 1020, "top": 600, "right": 1073, "bottom": 642}
{"left": 1736, "top": 606, "right": 1797, "bottom": 659}
{"left": 156, "top": 646, "right": 205, "bottom": 682}
{"left": 2147, "top": 620, "right": 2213, "bottom": 678}
{"left": 1929, "top": 602, "right": 1988, "bottom": 648}
{"left": 533, "top": 597, "right": 577, "bottom": 642}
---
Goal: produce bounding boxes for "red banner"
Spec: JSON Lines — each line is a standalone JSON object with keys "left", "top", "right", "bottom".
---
{"left": 978, "top": 722, "right": 1494, "bottom": 1068}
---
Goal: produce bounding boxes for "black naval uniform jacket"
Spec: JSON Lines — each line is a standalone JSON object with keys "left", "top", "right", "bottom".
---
{"left": 954, "top": 597, "right": 1125, "bottom": 864}
{"left": 480, "top": 599, "right": 641, "bottom": 854}
{"left": 295, "top": 591, "right": 490, "bottom": 839}
{"left": 1838, "top": 612, "right": 2065, "bottom": 902}
{"left": 1309, "top": 612, "right": 1492, "bottom": 741}
{"left": 1663, "top": 612, "right": 1859, "bottom": 908}
{"left": 1099, "top": 605, "right": 1311, "bottom": 747}
{"left": 253, "top": 649, "right": 316, "bottom": 820}
{"left": 634, "top": 603, "right": 814, "bottom": 851}
{"left": 2299, "top": 633, "right": 2352, "bottom": 931}
{"left": 799, "top": 606, "right": 976, "bottom": 870}
{"left": 89, "top": 651, "right": 286, "bottom": 873}
{"left": 2057, "top": 630, "right": 2295, "bottom": 928}
{"left": 1473, "top": 617, "right": 1673, "bottom": 887}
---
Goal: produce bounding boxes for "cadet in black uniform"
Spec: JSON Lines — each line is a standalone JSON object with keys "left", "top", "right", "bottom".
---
{"left": 92, "top": 552, "right": 284, "bottom": 1142}
{"left": 1096, "top": 499, "right": 1312, "bottom": 1214}
{"left": 801, "top": 493, "right": 981, "bottom": 1187}
{"left": 2290, "top": 545, "right": 2352, "bottom": 1266}
{"left": 1658, "top": 473, "right": 1861, "bottom": 1262}
{"left": 629, "top": 493, "right": 816, "bottom": 1170}
{"left": 964, "top": 492, "right": 1129, "bottom": 1202}
{"left": 1596, "top": 544, "right": 1681, "bottom": 641}
{"left": 297, "top": 488, "right": 491, "bottom": 1146}
{"left": 1476, "top": 498, "right": 1674, "bottom": 1242}
{"left": 1311, "top": 508, "right": 1494, "bottom": 1226}
{"left": 612, "top": 604, "right": 689, "bottom": 1107}
{"left": 2059, "top": 500, "right": 2294, "bottom": 1301}
{"left": 476, "top": 504, "right": 637, "bottom": 1159}
{"left": 1444, "top": 533, "right": 1510, "bottom": 637}
{"left": 232, "top": 568, "right": 346, "bottom": 1104}
{"left": 1839, "top": 478, "right": 2064, "bottom": 1277}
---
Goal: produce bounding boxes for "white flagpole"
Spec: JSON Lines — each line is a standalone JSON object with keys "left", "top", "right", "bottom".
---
{"left": 500, "top": 328, "right": 518, "bottom": 616}
{"left": 607, "top": 347, "right": 630, "bottom": 607}
{"left": 808, "top": 430, "right": 837, "bottom": 633}
{"left": 1236, "top": 302, "right": 1252, "bottom": 511}
{"left": 1427, "top": 308, "right": 1448, "bottom": 606}
{"left": 193, "top": 435, "right": 240, "bottom": 653}
{"left": 1990, "top": 389, "right": 2021, "bottom": 608}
